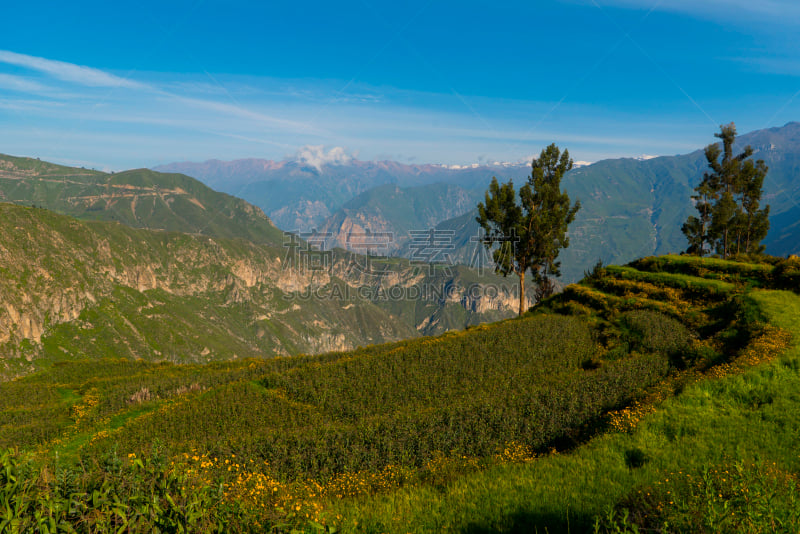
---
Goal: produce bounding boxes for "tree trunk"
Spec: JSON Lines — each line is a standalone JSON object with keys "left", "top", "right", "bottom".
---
{"left": 518, "top": 270, "right": 526, "bottom": 316}
{"left": 723, "top": 227, "right": 729, "bottom": 259}
{"left": 745, "top": 213, "right": 752, "bottom": 253}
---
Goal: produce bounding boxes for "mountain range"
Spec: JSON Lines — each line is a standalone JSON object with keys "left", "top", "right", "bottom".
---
{"left": 157, "top": 122, "right": 800, "bottom": 282}
{"left": 153, "top": 158, "right": 523, "bottom": 231}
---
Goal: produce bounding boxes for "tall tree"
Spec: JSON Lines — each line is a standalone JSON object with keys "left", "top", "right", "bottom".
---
{"left": 526, "top": 144, "right": 581, "bottom": 300}
{"left": 477, "top": 144, "right": 580, "bottom": 315}
{"left": 682, "top": 123, "right": 769, "bottom": 258}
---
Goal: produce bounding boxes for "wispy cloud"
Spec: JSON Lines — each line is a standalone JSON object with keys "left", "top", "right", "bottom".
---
{"left": 0, "top": 49, "right": 147, "bottom": 89}
{"left": 0, "top": 49, "right": 322, "bottom": 139}
{"left": 0, "top": 97, "right": 67, "bottom": 112}
{"left": 0, "top": 73, "right": 51, "bottom": 93}
{"left": 167, "top": 95, "right": 320, "bottom": 134}
{"left": 201, "top": 130, "right": 294, "bottom": 149}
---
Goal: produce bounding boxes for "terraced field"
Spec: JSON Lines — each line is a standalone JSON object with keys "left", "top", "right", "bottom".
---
{"left": 2, "top": 254, "right": 800, "bottom": 532}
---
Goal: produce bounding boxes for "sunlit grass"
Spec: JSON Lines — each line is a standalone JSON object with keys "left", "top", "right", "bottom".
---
{"left": 325, "top": 289, "right": 800, "bottom": 533}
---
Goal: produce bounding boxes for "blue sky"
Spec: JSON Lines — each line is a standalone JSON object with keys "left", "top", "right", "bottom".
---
{"left": 1, "top": 0, "right": 799, "bottom": 170}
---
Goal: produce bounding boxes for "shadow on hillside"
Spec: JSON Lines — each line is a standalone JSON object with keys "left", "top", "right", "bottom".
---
{"left": 461, "top": 509, "right": 594, "bottom": 534}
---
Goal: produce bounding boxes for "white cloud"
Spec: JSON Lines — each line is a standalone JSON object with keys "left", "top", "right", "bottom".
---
{"left": 0, "top": 73, "right": 50, "bottom": 93}
{"left": 0, "top": 49, "right": 147, "bottom": 89}
{"left": 293, "top": 145, "right": 355, "bottom": 170}
{"left": 0, "top": 97, "right": 67, "bottom": 113}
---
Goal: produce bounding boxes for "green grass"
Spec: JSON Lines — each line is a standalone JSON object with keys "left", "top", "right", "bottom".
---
{"left": 631, "top": 254, "right": 775, "bottom": 286}
{"left": 50, "top": 402, "right": 165, "bottom": 458}
{"left": 108, "top": 403, "right": 162, "bottom": 430}
{"left": 56, "top": 387, "right": 80, "bottom": 404}
{"left": 753, "top": 289, "right": 800, "bottom": 330}
{"left": 605, "top": 264, "right": 736, "bottom": 293}
{"left": 324, "top": 289, "right": 800, "bottom": 533}
{"left": 52, "top": 431, "right": 98, "bottom": 459}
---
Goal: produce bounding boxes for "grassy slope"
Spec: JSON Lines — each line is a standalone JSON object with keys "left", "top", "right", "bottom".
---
{"left": 2, "top": 257, "right": 698, "bottom": 476}
{"left": 328, "top": 289, "right": 800, "bottom": 533}
{"left": 3, "top": 255, "right": 799, "bottom": 532}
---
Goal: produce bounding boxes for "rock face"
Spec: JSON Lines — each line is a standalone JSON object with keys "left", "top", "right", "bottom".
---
{"left": 0, "top": 204, "right": 518, "bottom": 379}
{"left": 460, "top": 287, "right": 529, "bottom": 314}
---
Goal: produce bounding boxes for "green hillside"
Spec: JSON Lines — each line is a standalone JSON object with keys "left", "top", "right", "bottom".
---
{"left": 0, "top": 153, "right": 286, "bottom": 245}
{"left": 3, "top": 254, "right": 799, "bottom": 531}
